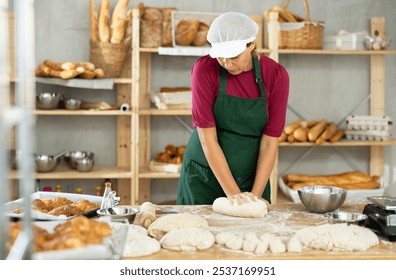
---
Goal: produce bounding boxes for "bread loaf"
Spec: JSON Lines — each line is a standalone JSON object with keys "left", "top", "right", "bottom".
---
{"left": 321, "top": 122, "right": 337, "bottom": 140}
{"left": 284, "top": 171, "right": 372, "bottom": 184}
{"left": 272, "top": 5, "right": 298, "bottom": 22}
{"left": 89, "top": 0, "right": 98, "bottom": 41}
{"left": 98, "top": 0, "right": 110, "bottom": 43}
{"left": 329, "top": 129, "right": 345, "bottom": 143}
{"left": 123, "top": 9, "right": 133, "bottom": 45}
{"left": 110, "top": 0, "right": 130, "bottom": 44}
{"left": 140, "top": 7, "right": 163, "bottom": 48}
{"left": 308, "top": 119, "right": 327, "bottom": 142}
{"left": 279, "top": 132, "right": 287, "bottom": 142}
{"left": 284, "top": 119, "right": 304, "bottom": 135}
{"left": 79, "top": 70, "right": 96, "bottom": 79}
{"left": 293, "top": 127, "right": 309, "bottom": 142}
{"left": 175, "top": 19, "right": 200, "bottom": 46}
{"left": 161, "top": 7, "right": 177, "bottom": 47}
{"left": 192, "top": 22, "right": 209, "bottom": 46}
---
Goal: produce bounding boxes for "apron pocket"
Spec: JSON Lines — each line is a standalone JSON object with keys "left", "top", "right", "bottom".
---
{"left": 187, "top": 160, "right": 218, "bottom": 186}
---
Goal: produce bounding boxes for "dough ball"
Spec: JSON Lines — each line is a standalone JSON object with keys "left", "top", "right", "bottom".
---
{"left": 215, "top": 232, "right": 236, "bottom": 245}
{"left": 225, "top": 236, "right": 244, "bottom": 250}
{"left": 287, "top": 236, "right": 302, "bottom": 253}
{"left": 269, "top": 238, "right": 286, "bottom": 253}
{"left": 212, "top": 197, "right": 268, "bottom": 218}
{"left": 255, "top": 240, "right": 269, "bottom": 255}
{"left": 242, "top": 232, "right": 260, "bottom": 252}
{"left": 123, "top": 231, "right": 161, "bottom": 257}
{"left": 148, "top": 213, "right": 208, "bottom": 240}
{"left": 160, "top": 228, "right": 215, "bottom": 251}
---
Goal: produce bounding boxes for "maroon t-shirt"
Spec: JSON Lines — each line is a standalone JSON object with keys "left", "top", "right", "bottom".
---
{"left": 191, "top": 54, "right": 289, "bottom": 137}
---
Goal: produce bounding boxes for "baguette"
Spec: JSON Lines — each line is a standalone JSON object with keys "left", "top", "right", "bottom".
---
{"left": 122, "top": 9, "right": 133, "bottom": 45}
{"left": 59, "top": 69, "right": 80, "bottom": 79}
{"left": 290, "top": 177, "right": 380, "bottom": 190}
{"left": 287, "top": 134, "right": 295, "bottom": 143}
{"left": 75, "top": 61, "right": 96, "bottom": 71}
{"left": 89, "top": 0, "right": 98, "bottom": 41}
{"left": 329, "top": 129, "right": 345, "bottom": 143}
{"left": 110, "top": 0, "right": 130, "bottom": 44}
{"left": 308, "top": 119, "right": 327, "bottom": 142}
{"left": 293, "top": 127, "right": 309, "bottom": 142}
{"left": 94, "top": 68, "right": 105, "bottom": 78}
{"left": 98, "top": 0, "right": 110, "bottom": 43}
{"left": 79, "top": 70, "right": 96, "bottom": 79}
{"left": 279, "top": 132, "right": 287, "bottom": 142}
{"left": 272, "top": 5, "right": 297, "bottom": 22}
{"left": 284, "top": 119, "right": 304, "bottom": 135}
{"left": 300, "top": 120, "right": 318, "bottom": 128}
{"left": 284, "top": 171, "right": 372, "bottom": 184}
{"left": 321, "top": 122, "right": 337, "bottom": 140}
{"left": 140, "top": 202, "right": 156, "bottom": 228}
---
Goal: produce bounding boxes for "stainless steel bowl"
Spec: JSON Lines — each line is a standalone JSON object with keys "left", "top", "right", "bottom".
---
{"left": 36, "top": 92, "right": 62, "bottom": 110}
{"left": 97, "top": 206, "right": 139, "bottom": 224}
{"left": 298, "top": 186, "right": 347, "bottom": 213}
{"left": 324, "top": 211, "right": 367, "bottom": 225}
{"left": 34, "top": 153, "right": 61, "bottom": 172}
{"left": 64, "top": 150, "right": 95, "bottom": 169}
{"left": 75, "top": 157, "right": 94, "bottom": 172}
{"left": 64, "top": 98, "right": 82, "bottom": 110}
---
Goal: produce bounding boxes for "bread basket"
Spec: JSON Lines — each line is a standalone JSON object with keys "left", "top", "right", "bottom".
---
{"left": 266, "top": 0, "right": 324, "bottom": 49}
{"left": 89, "top": 40, "right": 130, "bottom": 78}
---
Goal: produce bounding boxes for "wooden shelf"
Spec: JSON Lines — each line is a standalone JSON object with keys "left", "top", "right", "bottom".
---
{"left": 280, "top": 139, "right": 396, "bottom": 147}
{"left": 9, "top": 166, "right": 131, "bottom": 179}
{"left": 34, "top": 109, "right": 131, "bottom": 116}
{"left": 139, "top": 166, "right": 180, "bottom": 179}
{"left": 139, "top": 108, "right": 191, "bottom": 115}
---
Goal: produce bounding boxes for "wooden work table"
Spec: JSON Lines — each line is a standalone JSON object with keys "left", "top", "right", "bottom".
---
{"left": 129, "top": 203, "right": 396, "bottom": 260}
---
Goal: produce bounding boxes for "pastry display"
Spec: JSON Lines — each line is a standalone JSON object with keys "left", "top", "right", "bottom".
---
{"left": 8, "top": 216, "right": 111, "bottom": 253}
{"left": 12, "top": 197, "right": 100, "bottom": 217}
{"left": 154, "top": 144, "right": 186, "bottom": 165}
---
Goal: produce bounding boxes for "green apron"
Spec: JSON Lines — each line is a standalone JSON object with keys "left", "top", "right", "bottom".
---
{"left": 177, "top": 55, "right": 270, "bottom": 205}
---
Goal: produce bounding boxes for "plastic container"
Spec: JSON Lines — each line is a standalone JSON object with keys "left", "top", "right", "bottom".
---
{"left": 323, "top": 33, "right": 366, "bottom": 50}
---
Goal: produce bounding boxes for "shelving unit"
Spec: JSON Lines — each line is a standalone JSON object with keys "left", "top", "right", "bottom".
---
{"left": 130, "top": 10, "right": 396, "bottom": 205}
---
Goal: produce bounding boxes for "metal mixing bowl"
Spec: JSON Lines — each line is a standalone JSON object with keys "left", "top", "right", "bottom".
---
{"left": 298, "top": 186, "right": 347, "bottom": 213}
{"left": 75, "top": 157, "right": 94, "bottom": 172}
{"left": 324, "top": 211, "right": 367, "bottom": 225}
{"left": 36, "top": 92, "right": 62, "bottom": 109}
{"left": 64, "top": 150, "right": 95, "bottom": 169}
{"left": 64, "top": 98, "right": 82, "bottom": 110}
{"left": 34, "top": 154, "right": 61, "bottom": 172}
{"left": 97, "top": 206, "right": 139, "bottom": 224}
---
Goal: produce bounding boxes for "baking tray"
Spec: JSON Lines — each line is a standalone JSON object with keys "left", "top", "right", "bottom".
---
{"left": 5, "top": 191, "right": 103, "bottom": 221}
{"left": 367, "top": 196, "right": 396, "bottom": 210}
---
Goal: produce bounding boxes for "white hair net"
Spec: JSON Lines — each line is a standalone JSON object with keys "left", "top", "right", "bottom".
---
{"left": 207, "top": 12, "right": 259, "bottom": 58}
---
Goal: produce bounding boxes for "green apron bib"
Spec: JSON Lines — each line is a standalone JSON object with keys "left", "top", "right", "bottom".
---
{"left": 177, "top": 55, "right": 270, "bottom": 205}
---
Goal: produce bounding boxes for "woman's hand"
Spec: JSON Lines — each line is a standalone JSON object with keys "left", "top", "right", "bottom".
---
{"left": 228, "top": 192, "right": 257, "bottom": 205}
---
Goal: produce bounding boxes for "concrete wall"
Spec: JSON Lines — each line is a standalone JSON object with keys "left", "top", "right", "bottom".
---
{"left": 30, "top": 0, "right": 396, "bottom": 202}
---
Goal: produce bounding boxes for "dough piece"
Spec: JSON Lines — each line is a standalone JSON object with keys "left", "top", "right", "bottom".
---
{"left": 212, "top": 197, "right": 268, "bottom": 218}
{"left": 255, "top": 241, "right": 269, "bottom": 255}
{"left": 123, "top": 232, "right": 161, "bottom": 257}
{"left": 287, "top": 237, "right": 302, "bottom": 253}
{"left": 147, "top": 213, "right": 208, "bottom": 240}
{"left": 215, "top": 232, "right": 237, "bottom": 245}
{"left": 242, "top": 232, "right": 260, "bottom": 252}
{"left": 294, "top": 223, "right": 379, "bottom": 251}
{"left": 269, "top": 238, "right": 286, "bottom": 253}
{"left": 225, "top": 236, "right": 244, "bottom": 250}
{"left": 159, "top": 228, "right": 215, "bottom": 251}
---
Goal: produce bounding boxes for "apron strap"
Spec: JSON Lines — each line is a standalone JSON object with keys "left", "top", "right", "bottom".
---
{"left": 253, "top": 55, "right": 267, "bottom": 98}
{"left": 219, "top": 66, "right": 227, "bottom": 95}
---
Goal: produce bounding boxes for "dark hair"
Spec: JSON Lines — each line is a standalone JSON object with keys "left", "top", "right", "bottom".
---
{"left": 247, "top": 41, "right": 258, "bottom": 57}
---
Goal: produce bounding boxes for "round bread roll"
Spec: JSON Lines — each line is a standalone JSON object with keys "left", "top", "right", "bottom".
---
{"left": 175, "top": 19, "right": 200, "bottom": 46}
{"left": 192, "top": 22, "right": 209, "bottom": 46}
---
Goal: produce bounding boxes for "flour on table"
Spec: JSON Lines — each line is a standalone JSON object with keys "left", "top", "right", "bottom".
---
{"left": 212, "top": 197, "right": 268, "bottom": 218}
{"left": 148, "top": 213, "right": 208, "bottom": 240}
{"left": 294, "top": 223, "right": 379, "bottom": 251}
{"left": 159, "top": 228, "right": 215, "bottom": 251}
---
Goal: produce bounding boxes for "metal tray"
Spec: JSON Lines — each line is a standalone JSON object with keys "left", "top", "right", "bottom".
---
{"left": 367, "top": 196, "right": 396, "bottom": 211}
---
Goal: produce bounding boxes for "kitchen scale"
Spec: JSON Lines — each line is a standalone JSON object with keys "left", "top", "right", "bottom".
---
{"left": 362, "top": 196, "right": 396, "bottom": 241}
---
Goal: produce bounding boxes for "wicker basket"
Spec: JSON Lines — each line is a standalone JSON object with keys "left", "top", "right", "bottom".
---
{"left": 89, "top": 40, "right": 130, "bottom": 78}
{"left": 267, "top": 0, "right": 324, "bottom": 49}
